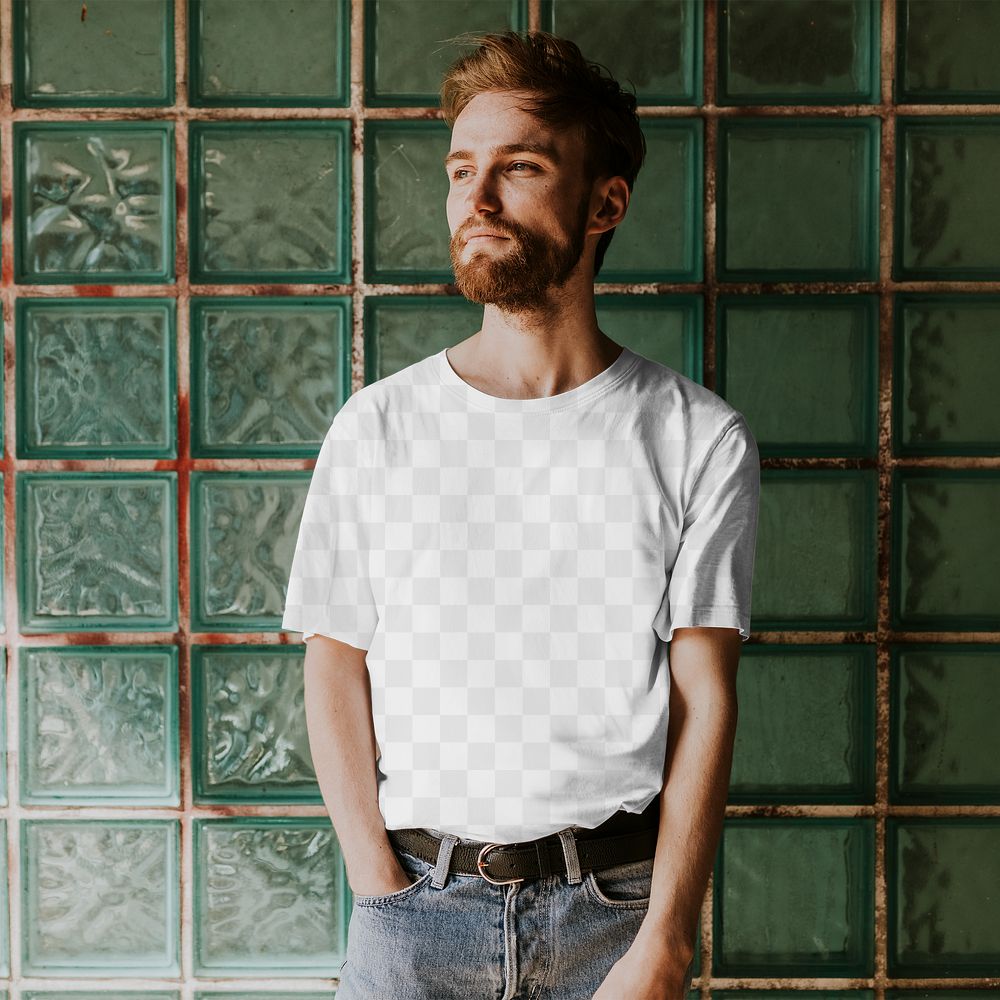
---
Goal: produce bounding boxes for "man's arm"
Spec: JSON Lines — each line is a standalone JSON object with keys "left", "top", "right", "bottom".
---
{"left": 303, "top": 633, "right": 413, "bottom": 897}
{"left": 594, "top": 625, "right": 742, "bottom": 999}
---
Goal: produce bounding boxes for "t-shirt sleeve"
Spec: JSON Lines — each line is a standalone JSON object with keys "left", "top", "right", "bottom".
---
{"left": 658, "top": 414, "right": 761, "bottom": 643}
{"left": 281, "top": 403, "right": 379, "bottom": 651}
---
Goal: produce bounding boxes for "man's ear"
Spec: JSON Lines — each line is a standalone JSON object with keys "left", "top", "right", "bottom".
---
{"left": 589, "top": 176, "right": 630, "bottom": 236}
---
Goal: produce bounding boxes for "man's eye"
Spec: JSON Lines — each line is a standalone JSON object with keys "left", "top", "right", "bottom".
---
{"left": 452, "top": 168, "right": 472, "bottom": 180}
{"left": 510, "top": 162, "right": 533, "bottom": 171}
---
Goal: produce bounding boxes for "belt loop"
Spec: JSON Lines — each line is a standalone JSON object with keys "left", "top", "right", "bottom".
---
{"left": 557, "top": 828, "right": 583, "bottom": 885}
{"left": 431, "top": 833, "right": 459, "bottom": 889}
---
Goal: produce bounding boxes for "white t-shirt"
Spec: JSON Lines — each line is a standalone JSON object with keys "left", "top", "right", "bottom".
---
{"left": 282, "top": 344, "right": 760, "bottom": 843}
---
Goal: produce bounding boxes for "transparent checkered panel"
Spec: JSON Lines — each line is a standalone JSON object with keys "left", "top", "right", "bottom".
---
{"left": 191, "top": 471, "right": 310, "bottom": 632}
{"left": 16, "top": 298, "right": 176, "bottom": 459}
{"left": 13, "top": 122, "right": 175, "bottom": 283}
{"left": 188, "top": 121, "right": 351, "bottom": 284}
{"left": 714, "top": 818, "right": 875, "bottom": 977}
{"left": 190, "top": 296, "right": 351, "bottom": 457}
{"left": 20, "top": 646, "right": 178, "bottom": 805}
{"left": 21, "top": 819, "right": 180, "bottom": 976}
{"left": 894, "top": 295, "right": 1000, "bottom": 455}
{"left": 542, "top": 0, "right": 701, "bottom": 105}
{"left": 890, "top": 644, "right": 1000, "bottom": 805}
{"left": 365, "top": 0, "right": 526, "bottom": 106}
{"left": 595, "top": 294, "right": 703, "bottom": 381}
{"left": 752, "top": 470, "right": 877, "bottom": 630}
{"left": 897, "top": 0, "right": 1000, "bottom": 102}
{"left": 896, "top": 118, "right": 1000, "bottom": 280}
{"left": 730, "top": 645, "right": 875, "bottom": 804}
{"left": 718, "top": 295, "right": 878, "bottom": 458}
{"left": 717, "top": 0, "right": 879, "bottom": 105}
{"left": 13, "top": 0, "right": 174, "bottom": 107}
{"left": 16, "top": 473, "right": 178, "bottom": 633}
{"left": 189, "top": 0, "right": 349, "bottom": 106}
{"left": 193, "top": 818, "right": 347, "bottom": 975}
{"left": 892, "top": 470, "right": 1000, "bottom": 631}
{"left": 191, "top": 644, "right": 319, "bottom": 803}
{"left": 365, "top": 121, "right": 452, "bottom": 282}
{"left": 718, "top": 118, "right": 879, "bottom": 281}
{"left": 887, "top": 819, "right": 1000, "bottom": 977}
{"left": 364, "top": 297, "right": 485, "bottom": 380}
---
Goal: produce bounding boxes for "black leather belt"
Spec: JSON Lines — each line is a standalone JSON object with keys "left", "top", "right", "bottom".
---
{"left": 387, "top": 793, "right": 661, "bottom": 885}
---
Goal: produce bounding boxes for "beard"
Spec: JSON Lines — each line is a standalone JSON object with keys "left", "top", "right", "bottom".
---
{"left": 449, "top": 197, "right": 590, "bottom": 312}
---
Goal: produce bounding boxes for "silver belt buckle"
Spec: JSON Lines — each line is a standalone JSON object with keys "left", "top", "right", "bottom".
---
{"left": 476, "top": 842, "right": 526, "bottom": 885}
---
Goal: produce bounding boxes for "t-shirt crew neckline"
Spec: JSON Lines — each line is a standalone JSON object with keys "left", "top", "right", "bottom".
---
{"left": 437, "top": 343, "right": 639, "bottom": 413}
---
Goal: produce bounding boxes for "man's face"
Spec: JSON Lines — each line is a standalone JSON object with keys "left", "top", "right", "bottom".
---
{"left": 445, "top": 90, "right": 595, "bottom": 312}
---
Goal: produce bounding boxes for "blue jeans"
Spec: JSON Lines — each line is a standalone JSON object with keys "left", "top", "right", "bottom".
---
{"left": 337, "top": 826, "right": 696, "bottom": 999}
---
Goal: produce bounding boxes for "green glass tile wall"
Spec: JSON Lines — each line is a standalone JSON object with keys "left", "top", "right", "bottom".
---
{"left": 0, "top": 0, "right": 997, "bottom": 992}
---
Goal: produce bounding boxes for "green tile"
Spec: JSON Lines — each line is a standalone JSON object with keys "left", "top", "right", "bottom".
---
{"left": 189, "top": 0, "right": 349, "bottom": 106}
{"left": 896, "top": 118, "right": 1000, "bottom": 280}
{"left": 888, "top": 993, "right": 1000, "bottom": 1000}
{"left": 193, "top": 818, "right": 347, "bottom": 975}
{"left": 718, "top": 118, "right": 879, "bottom": 281}
{"left": 718, "top": 0, "right": 879, "bottom": 104}
{"left": 16, "top": 297, "right": 176, "bottom": 459}
{"left": 716, "top": 993, "right": 873, "bottom": 1000}
{"left": 189, "top": 121, "right": 351, "bottom": 284}
{"left": 888, "top": 818, "right": 1000, "bottom": 976}
{"left": 21, "top": 819, "right": 179, "bottom": 975}
{"left": 0, "top": 651, "right": 5, "bottom": 807}
{"left": 13, "top": 122, "right": 175, "bottom": 284}
{"left": 192, "top": 645, "right": 318, "bottom": 803}
{"left": 892, "top": 470, "right": 1000, "bottom": 631}
{"left": 365, "top": 0, "right": 525, "bottom": 106}
{"left": 730, "top": 644, "right": 875, "bottom": 803}
{"left": 16, "top": 473, "right": 178, "bottom": 633}
{"left": 365, "top": 121, "right": 452, "bottom": 282}
{"left": 190, "top": 471, "right": 311, "bottom": 632}
{"left": 895, "top": 295, "right": 1000, "bottom": 455}
{"left": 13, "top": 0, "right": 174, "bottom": 107}
{"left": 595, "top": 294, "right": 702, "bottom": 382}
{"left": 0, "top": 820, "right": 6, "bottom": 974}
{"left": 714, "top": 818, "right": 874, "bottom": 976}
{"left": 891, "top": 644, "right": 1000, "bottom": 804}
{"left": 190, "top": 296, "right": 350, "bottom": 457}
{"left": 20, "top": 646, "right": 178, "bottom": 805}
{"left": 598, "top": 119, "right": 702, "bottom": 282}
{"left": 718, "top": 294, "right": 878, "bottom": 457}
{"left": 752, "top": 470, "right": 877, "bottom": 630}
{"left": 897, "top": 0, "right": 1000, "bottom": 102}
{"left": 542, "top": 0, "right": 702, "bottom": 105}
{"left": 363, "top": 296, "right": 484, "bottom": 382}
{"left": 26, "top": 995, "right": 177, "bottom": 1000}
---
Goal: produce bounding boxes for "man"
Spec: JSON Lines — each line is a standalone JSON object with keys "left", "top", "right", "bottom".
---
{"left": 282, "top": 31, "right": 760, "bottom": 1000}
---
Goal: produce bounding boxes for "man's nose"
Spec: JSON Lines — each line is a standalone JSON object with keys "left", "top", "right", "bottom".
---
{"left": 466, "top": 171, "right": 501, "bottom": 214}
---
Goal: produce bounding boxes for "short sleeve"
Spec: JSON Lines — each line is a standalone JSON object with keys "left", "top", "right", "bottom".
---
{"left": 281, "top": 403, "right": 379, "bottom": 651}
{"left": 659, "top": 415, "right": 761, "bottom": 643}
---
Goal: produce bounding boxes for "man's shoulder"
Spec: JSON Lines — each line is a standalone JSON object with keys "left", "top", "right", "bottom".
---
{"left": 629, "top": 349, "right": 746, "bottom": 437}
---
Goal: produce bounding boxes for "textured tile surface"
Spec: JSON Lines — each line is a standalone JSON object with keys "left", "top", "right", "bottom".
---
{"left": 193, "top": 819, "right": 346, "bottom": 974}
{"left": 190, "top": 296, "right": 350, "bottom": 456}
{"left": 20, "top": 646, "right": 178, "bottom": 804}
{"left": 22, "top": 820, "right": 179, "bottom": 975}
{"left": 16, "top": 298, "right": 175, "bottom": 458}
{"left": 15, "top": 123, "right": 174, "bottom": 283}
{"left": 17, "top": 473, "right": 178, "bottom": 632}
{"left": 192, "top": 645, "right": 318, "bottom": 802}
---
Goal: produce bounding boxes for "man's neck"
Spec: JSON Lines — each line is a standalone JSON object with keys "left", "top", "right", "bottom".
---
{"left": 447, "top": 280, "right": 622, "bottom": 401}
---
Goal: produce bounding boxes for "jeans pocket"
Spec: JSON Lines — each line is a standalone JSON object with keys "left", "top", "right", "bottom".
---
{"left": 352, "top": 851, "right": 434, "bottom": 908}
{"left": 584, "top": 855, "right": 655, "bottom": 909}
